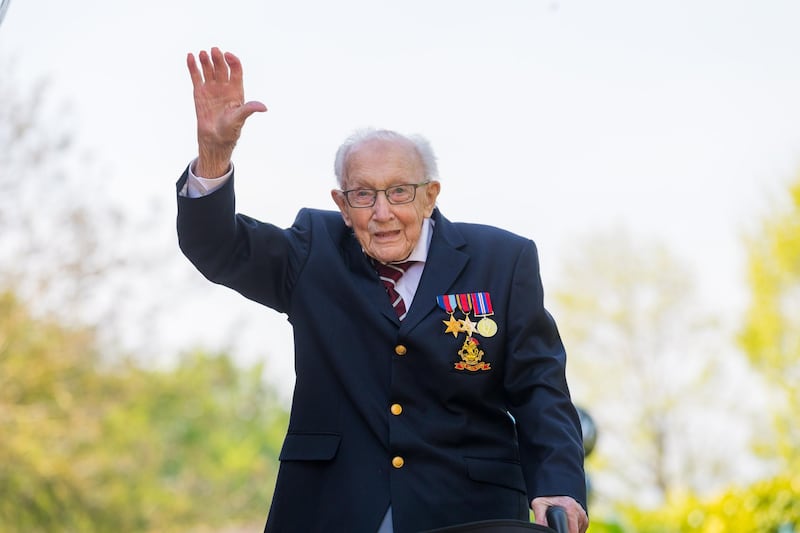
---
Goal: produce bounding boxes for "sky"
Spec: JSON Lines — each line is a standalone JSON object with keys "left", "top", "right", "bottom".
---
{"left": 2, "top": 0, "right": 800, "bottom": 399}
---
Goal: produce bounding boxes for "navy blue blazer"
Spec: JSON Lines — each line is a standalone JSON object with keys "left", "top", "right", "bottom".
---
{"left": 176, "top": 171, "right": 586, "bottom": 533}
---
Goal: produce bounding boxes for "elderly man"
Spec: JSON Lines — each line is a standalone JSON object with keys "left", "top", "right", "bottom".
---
{"left": 177, "top": 48, "right": 589, "bottom": 533}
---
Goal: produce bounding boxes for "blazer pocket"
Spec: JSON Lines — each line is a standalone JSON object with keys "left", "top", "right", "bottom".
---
{"left": 464, "top": 457, "right": 526, "bottom": 493}
{"left": 279, "top": 432, "right": 341, "bottom": 461}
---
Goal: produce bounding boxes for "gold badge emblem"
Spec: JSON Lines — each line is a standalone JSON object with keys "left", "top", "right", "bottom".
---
{"left": 454, "top": 337, "right": 491, "bottom": 372}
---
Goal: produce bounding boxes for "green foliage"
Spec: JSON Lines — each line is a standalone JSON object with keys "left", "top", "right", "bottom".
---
{"left": 552, "top": 229, "right": 731, "bottom": 509}
{"left": 740, "top": 178, "right": 800, "bottom": 378}
{"left": 614, "top": 473, "right": 800, "bottom": 533}
{"left": 590, "top": 175, "right": 800, "bottom": 532}
{"left": 0, "top": 291, "right": 288, "bottom": 532}
{"left": 585, "top": 520, "right": 627, "bottom": 533}
{"left": 739, "top": 176, "right": 800, "bottom": 467}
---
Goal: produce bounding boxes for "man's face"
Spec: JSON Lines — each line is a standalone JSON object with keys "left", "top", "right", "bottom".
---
{"left": 331, "top": 138, "right": 441, "bottom": 263}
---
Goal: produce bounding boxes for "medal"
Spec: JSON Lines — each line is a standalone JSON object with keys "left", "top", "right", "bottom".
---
{"left": 437, "top": 292, "right": 496, "bottom": 372}
{"left": 459, "top": 316, "right": 478, "bottom": 337}
{"left": 442, "top": 314, "right": 461, "bottom": 337}
{"left": 437, "top": 295, "right": 461, "bottom": 337}
{"left": 476, "top": 317, "right": 498, "bottom": 338}
{"left": 470, "top": 292, "right": 498, "bottom": 338}
{"left": 456, "top": 293, "right": 477, "bottom": 336}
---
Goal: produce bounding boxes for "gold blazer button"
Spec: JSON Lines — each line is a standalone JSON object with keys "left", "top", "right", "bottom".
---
{"left": 392, "top": 456, "right": 405, "bottom": 469}
{"left": 394, "top": 345, "right": 407, "bottom": 356}
{"left": 390, "top": 403, "right": 403, "bottom": 416}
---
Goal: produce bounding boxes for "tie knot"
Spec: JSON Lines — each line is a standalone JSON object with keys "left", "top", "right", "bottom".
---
{"left": 372, "top": 260, "right": 415, "bottom": 320}
{"left": 373, "top": 261, "right": 415, "bottom": 283}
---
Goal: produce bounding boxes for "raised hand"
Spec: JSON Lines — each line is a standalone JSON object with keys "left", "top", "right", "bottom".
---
{"left": 186, "top": 47, "right": 267, "bottom": 178}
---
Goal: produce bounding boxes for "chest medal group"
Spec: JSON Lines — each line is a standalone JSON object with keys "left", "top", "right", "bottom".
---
{"left": 436, "top": 292, "right": 497, "bottom": 372}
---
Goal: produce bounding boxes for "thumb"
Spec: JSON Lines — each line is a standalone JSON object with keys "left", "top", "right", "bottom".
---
{"left": 239, "top": 100, "right": 268, "bottom": 120}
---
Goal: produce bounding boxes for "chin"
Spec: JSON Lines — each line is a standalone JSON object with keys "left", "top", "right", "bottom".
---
{"left": 373, "top": 248, "right": 407, "bottom": 263}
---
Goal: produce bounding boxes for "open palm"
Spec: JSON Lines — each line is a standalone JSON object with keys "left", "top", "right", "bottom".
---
{"left": 186, "top": 47, "right": 266, "bottom": 177}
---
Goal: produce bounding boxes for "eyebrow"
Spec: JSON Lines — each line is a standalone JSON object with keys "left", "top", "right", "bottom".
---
{"left": 345, "top": 178, "right": 414, "bottom": 189}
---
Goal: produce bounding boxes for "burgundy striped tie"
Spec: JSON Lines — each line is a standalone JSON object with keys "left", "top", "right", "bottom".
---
{"left": 374, "top": 261, "right": 415, "bottom": 320}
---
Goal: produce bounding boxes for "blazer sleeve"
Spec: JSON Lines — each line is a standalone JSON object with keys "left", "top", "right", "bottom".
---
{"left": 175, "top": 168, "right": 310, "bottom": 313}
{"left": 503, "top": 240, "right": 587, "bottom": 510}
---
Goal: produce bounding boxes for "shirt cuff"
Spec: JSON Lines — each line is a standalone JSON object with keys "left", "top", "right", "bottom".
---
{"left": 180, "top": 158, "right": 234, "bottom": 198}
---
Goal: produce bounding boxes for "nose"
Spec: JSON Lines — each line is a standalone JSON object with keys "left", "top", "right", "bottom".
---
{"left": 372, "top": 192, "right": 394, "bottom": 220}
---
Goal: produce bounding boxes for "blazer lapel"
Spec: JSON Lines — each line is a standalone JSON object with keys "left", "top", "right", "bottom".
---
{"left": 341, "top": 229, "right": 400, "bottom": 323}
{"left": 402, "top": 210, "right": 468, "bottom": 333}
{"left": 342, "top": 210, "right": 469, "bottom": 328}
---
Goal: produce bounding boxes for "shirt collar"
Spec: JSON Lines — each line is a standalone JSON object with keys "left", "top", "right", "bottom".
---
{"left": 405, "top": 217, "right": 435, "bottom": 263}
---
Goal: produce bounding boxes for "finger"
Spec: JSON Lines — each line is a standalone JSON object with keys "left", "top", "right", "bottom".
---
{"left": 225, "top": 52, "right": 243, "bottom": 86}
{"left": 578, "top": 511, "right": 589, "bottom": 533}
{"left": 199, "top": 49, "right": 215, "bottom": 83}
{"left": 566, "top": 505, "right": 588, "bottom": 533}
{"left": 186, "top": 53, "right": 203, "bottom": 86}
{"left": 530, "top": 502, "right": 547, "bottom": 525}
{"left": 569, "top": 514, "right": 578, "bottom": 533}
{"left": 210, "top": 46, "right": 229, "bottom": 82}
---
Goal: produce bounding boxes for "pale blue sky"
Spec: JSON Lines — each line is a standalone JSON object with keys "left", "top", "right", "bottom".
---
{"left": 2, "top": 0, "right": 800, "bottom": 396}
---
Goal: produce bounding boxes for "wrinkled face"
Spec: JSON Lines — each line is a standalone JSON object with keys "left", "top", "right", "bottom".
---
{"left": 331, "top": 138, "right": 441, "bottom": 263}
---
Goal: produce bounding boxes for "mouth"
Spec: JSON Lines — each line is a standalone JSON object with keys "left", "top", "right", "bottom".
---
{"left": 373, "top": 229, "right": 401, "bottom": 240}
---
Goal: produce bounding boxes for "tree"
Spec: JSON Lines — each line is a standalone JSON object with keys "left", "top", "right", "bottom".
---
{"left": 619, "top": 471, "right": 800, "bottom": 532}
{"left": 0, "top": 58, "right": 189, "bottom": 358}
{"left": 0, "top": 290, "right": 288, "bottom": 532}
{"left": 0, "top": 58, "right": 291, "bottom": 532}
{"left": 739, "top": 176, "right": 800, "bottom": 471}
{"left": 550, "top": 229, "right": 747, "bottom": 512}
{"left": 0, "top": 62, "right": 112, "bottom": 311}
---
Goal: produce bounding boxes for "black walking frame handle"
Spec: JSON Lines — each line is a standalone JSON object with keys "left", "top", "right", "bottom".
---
{"left": 417, "top": 504, "right": 572, "bottom": 533}
{"left": 545, "top": 505, "right": 568, "bottom": 533}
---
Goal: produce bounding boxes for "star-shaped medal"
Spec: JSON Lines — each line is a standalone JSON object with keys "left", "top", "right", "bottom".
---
{"left": 442, "top": 315, "right": 462, "bottom": 337}
{"left": 459, "top": 316, "right": 478, "bottom": 337}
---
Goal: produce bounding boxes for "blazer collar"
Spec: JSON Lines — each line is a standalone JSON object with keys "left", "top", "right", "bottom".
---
{"left": 401, "top": 208, "right": 468, "bottom": 333}
{"left": 341, "top": 208, "right": 469, "bottom": 329}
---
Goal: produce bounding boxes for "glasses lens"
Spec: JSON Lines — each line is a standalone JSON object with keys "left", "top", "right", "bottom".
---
{"left": 347, "top": 189, "right": 377, "bottom": 207}
{"left": 387, "top": 185, "right": 415, "bottom": 204}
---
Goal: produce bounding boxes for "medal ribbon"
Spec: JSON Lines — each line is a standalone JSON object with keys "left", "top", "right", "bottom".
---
{"left": 436, "top": 294, "right": 457, "bottom": 314}
{"left": 456, "top": 293, "right": 472, "bottom": 314}
{"left": 470, "top": 292, "right": 493, "bottom": 317}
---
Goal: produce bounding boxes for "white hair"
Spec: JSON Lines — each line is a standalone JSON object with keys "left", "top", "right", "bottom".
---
{"left": 333, "top": 128, "right": 439, "bottom": 188}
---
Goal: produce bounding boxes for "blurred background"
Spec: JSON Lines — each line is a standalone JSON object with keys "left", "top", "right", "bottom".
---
{"left": 1, "top": 0, "right": 798, "bottom": 531}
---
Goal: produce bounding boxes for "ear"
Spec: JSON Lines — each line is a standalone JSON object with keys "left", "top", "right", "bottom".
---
{"left": 331, "top": 189, "right": 353, "bottom": 227}
{"left": 422, "top": 181, "right": 441, "bottom": 217}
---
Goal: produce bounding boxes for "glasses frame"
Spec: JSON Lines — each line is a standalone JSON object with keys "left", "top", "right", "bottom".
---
{"left": 339, "top": 181, "right": 431, "bottom": 208}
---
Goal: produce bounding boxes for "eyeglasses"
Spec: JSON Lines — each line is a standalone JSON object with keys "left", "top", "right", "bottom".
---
{"left": 340, "top": 182, "right": 430, "bottom": 208}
